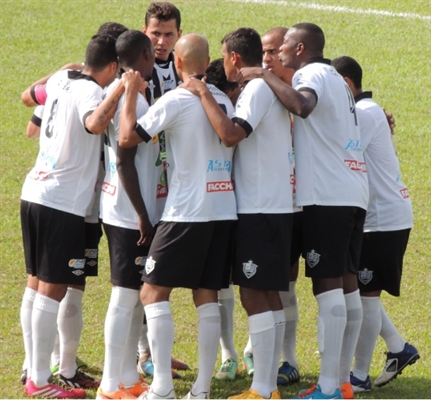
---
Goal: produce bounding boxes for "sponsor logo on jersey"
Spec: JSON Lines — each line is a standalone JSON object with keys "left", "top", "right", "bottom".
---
{"left": 243, "top": 260, "right": 258, "bottom": 279}
{"left": 30, "top": 170, "right": 49, "bottom": 180}
{"left": 207, "top": 181, "right": 234, "bottom": 192}
{"left": 135, "top": 256, "right": 148, "bottom": 266}
{"left": 38, "top": 151, "right": 56, "bottom": 169}
{"left": 145, "top": 256, "right": 156, "bottom": 275}
{"left": 344, "top": 159, "right": 367, "bottom": 173}
{"left": 207, "top": 159, "right": 232, "bottom": 173}
{"left": 162, "top": 75, "right": 175, "bottom": 92}
{"left": 157, "top": 183, "right": 168, "bottom": 198}
{"left": 102, "top": 181, "right": 116, "bottom": 196}
{"left": 345, "top": 139, "right": 362, "bottom": 151}
{"left": 108, "top": 161, "right": 117, "bottom": 174}
{"left": 68, "top": 259, "right": 86, "bottom": 269}
{"left": 86, "top": 260, "right": 97, "bottom": 267}
{"left": 72, "top": 270, "right": 85, "bottom": 276}
{"left": 400, "top": 188, "right": 410, "bottom": 199}
{"left": 85, "top": 248, "right": 98, "bottom": 258}
{"left": 306, "top": 250, "right": 320, "bottom": 268}
{"left": 358, "top": 268, "right": 373, "bottom": 285}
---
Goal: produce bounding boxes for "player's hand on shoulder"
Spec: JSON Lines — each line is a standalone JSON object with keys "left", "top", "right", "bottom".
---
{"left": 237, "top": 67, "right": 265, "bottom": 87}
{"left": 179, "top": 75, "right": 207, "bottom": 98}
{"left": 122, "top": 69, "right": 146, "bottom": 94}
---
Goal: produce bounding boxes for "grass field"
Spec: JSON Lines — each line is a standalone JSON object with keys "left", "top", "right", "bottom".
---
{"left": 1, "top": 0, "right": 430, "bottom": 398}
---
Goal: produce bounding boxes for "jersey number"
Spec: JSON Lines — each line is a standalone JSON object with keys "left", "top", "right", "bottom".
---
{"left": 45, "top": 99, "right": 59, "bottom": 138}
{"left": 344, "top": 85, "right": 358, "bottom": 126}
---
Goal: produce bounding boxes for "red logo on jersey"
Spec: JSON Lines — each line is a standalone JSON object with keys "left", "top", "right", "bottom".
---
{"left": 400, "top": 188, "right": 410, "bottom": 199}
{"left": 101, "top": 181, "right": 116, "bottom": 196}
{"left": 30, "top": 170, "right": 49, "bottom": 180}
{"left": 207, "top": 181, "right": 234, "bottom": 192}
{"left": 157, "top": 184, "right": 168, "bottom": 198}
{"left": 344, "top": 159, "right": 367, "bottom": 172}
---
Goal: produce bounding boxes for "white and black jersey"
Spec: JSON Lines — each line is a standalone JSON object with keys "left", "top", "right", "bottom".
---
{"left": 233, "top": 78, "right": 294, "bottom": 214}
{"left": 356, "top": 92, "right": 413, "bottom": 231}
{"left": 100, "top": 79, "right": 162, "bottom": 229}
{"left": 21, "top": 70, "right": 104, "bottom": 217}
{"left": 292, "top": 59, "right": 369, "bottom": 210}
{"left": 135, "top": 83, "right": 237, "bottom": 222}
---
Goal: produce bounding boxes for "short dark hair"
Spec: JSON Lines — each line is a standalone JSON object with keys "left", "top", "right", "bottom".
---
{"left": 205, "top": 58, "right": 239, "bottom": 94}
{"left": 145, "top": 2, "right": 181, "bottom": 30}
{"left": 116, "top": 30, "right": 153, "bottom": 67}
{"left": 85, "top": 35, "right": 118, "bottom": 71}
{"left": 96, "top": 22, "right": 128, "bottom": 39}
{"left": 331, "top": 56, "right": 363, "bottom": 89}
{"left": 292, "top": 22, "right": 325, "bottom": 54}
{"left": 222, "top": 27, "right": 262, "bottom": 66}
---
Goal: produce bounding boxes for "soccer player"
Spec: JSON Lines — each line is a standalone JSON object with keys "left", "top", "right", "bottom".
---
{"left": 96, "top": 30, "right": 157, "bottom": 400}
{"left": 181, "top": 27, "right": 295, "bottom": 400}
{"left": 237, "top": 23, "right": 369, "bottom": 399}
{"left": 119, "top": 33, "right": 237, "bottom": 400}
{"left": 19, "top": 34, "right": 124, "bottom": 398}
{"left": 332, "top": 56, "right": 419, "bottom": 393}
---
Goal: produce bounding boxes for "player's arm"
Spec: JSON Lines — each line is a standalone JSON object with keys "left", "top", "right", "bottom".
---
{"left": 21, "top": 63, "right": 83, "bottom": 107}
{"left": 116, "top": 145, "right": 154, "bottom": 246}
{"left": 383, "top": 108, "right": 396, "bottom": 134}
{"left": 26, "top": 106, "right": 44, "bottom": 138}
{"left": 84, "top": 80, "right": 125, "bottom": 135}
{"left": 180, "top": 78, "right": 247, "bottom": 147}
{"left": 237, "top": 67, "right": 316, "bottom": 118}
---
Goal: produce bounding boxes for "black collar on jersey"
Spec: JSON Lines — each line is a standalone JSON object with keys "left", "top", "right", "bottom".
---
{"left": 303, "top": 57, "right": 331, "bottom": 66}
{"left": 68, "top": 70, "right": 99, "bottom": 85}
{"left": 155, "top": 51, "right": 175, "bottom": 68}
{"left": 354, "top": 91, "right": 373, "bottom": 103}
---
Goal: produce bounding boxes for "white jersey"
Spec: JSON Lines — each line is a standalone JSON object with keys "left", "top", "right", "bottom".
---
{"left": 356, "top": 93, "right": 413, "bottom": 231}
{"left": 136, "top": 83, "right": 237, "bottom": 222}
{"left": 233, "top": 78, "right": 294, "bottom": 214}
{"left": 100, "top": 80, "right": 162, "bottom": 229}
{"left": 21, "top": 70, "right": 103, "bottom": 217}
{"left": 292, "top": 60, "right": 369, "bottom": 209}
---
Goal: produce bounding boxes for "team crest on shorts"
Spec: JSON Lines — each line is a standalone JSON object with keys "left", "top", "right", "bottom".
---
{"left": 306, "top": 249, "right": 320, "bottom": 268}
{"left": 358, "top": 268, "right": 373, "bottom": 285}
{"left": 243, "top": 260, "right": 258, "bottom": 279}
{"left": 145, "top": 256, "right": 156, "bottom": 275}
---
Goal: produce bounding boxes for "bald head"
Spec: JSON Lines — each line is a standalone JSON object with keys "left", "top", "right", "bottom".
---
{"left": 174, "top": 34, "right": 209, "bottom": 76}
{"left": 263, "top": 26, "right": 288, "bottom": 40}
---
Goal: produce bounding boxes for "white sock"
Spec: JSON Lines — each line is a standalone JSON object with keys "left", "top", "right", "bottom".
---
{"left": 121, "top": 297, "right": 144, "bottom": 387}
{"left": 50, "top": 333, "right": 60, "bottom": 369}
{"left": 279, "top": 281, "right": 298, "bottom": 368}
{"left": 218, "top": 285, "right": 238, "bottom": 362}
{"left": 315, "top": 289, "right": 346, "bottom": 395}
{"left": 58, "top": 287, "right": 84, "bottom": 378}
{"left": 101, "top": 287, "right": 139, "bottom": 393}
{"left": 191, "top": 303, "right": 221, "bottom": 396}
{"left": 249, "top": 311, "right": 275, "bottom": 399}
{"left": 244, "top": 336, "right": 253, "bottom": 357}
{"left": 339, "top": 290, "right": 363, "bottom": 385}
{"left": 352, "top": 296, "right": 381, "bottom": 381}
{"left": 271, "top": 310, "right": 286, "bottom": 391}
{"left": 145, "top": 301, "right": 174, "bottom": 395}
{"left": 20, "top": 287, "right": 37, "bottom": 376}
{"left": 32, "top": 294, "right": 60, "bottom": 387}
{"left": 138, "top": 316, "right": 150, "bottom": 361}
{"left": 380, "top": 302, "right": 405, "bottom": 353}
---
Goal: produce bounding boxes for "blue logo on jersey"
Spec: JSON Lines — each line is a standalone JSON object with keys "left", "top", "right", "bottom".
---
{"left": 38, "top": 151, "right": 56, "bottom": 169}
{"left": 345, "top": 139, "right": 362, "bottom": 151}
{"left": 207, "top": 159, "right": 232, "bottom": 172}
{"left": 108, "top": 161, "right": 117, "bottom": 174}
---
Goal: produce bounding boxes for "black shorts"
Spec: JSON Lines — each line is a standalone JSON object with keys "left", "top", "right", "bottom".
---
{"left": 143, "top": 220, "right": 234, "bottom": 290}
{"left": 20, "top": 200, "right": 87, "bottom": 285}
{"left": 232, "top": 214, "right": 292, "bottom": 291}
{"left": 103, "top": 223, "right": 149, "bottom": 290}
{"left": 302, "top": 205, "right": 366, "bottom": 279}
{"left": 84, "top": 220, "right": 103, "bottom": 277}
{"left": 358, "top": 229, "right": 410, "bottom": 296}
{"left": 291, "top": 211, "right": 303, "bottom": 267}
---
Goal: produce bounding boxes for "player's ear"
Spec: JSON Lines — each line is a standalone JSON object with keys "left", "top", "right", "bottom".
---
{"left": 231, "top": 51, "right": 240, "bottom": 67}
{"left": 142, "top": 25, "right": 147, "bottom": 34}
{"left": 177, "top": 28, "right": 182, "bottom": 38}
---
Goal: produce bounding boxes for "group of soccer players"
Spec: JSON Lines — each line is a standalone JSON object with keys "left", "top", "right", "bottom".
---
{"left": 18, "top": 1, "right": 419, "bottom": 399}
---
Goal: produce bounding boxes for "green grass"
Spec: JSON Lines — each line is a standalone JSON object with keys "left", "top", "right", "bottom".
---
{"left": 1, "top": 0, "right": 430, "bottom": 398}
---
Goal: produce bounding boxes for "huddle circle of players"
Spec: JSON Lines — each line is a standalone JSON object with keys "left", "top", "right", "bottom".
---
{"left": 19, "top": 2, "right": 419, "bottom": 400}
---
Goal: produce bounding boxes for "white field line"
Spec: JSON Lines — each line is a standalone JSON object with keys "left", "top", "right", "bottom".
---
{"left": 228, "top": 0, "right": 431, "bottom": 22}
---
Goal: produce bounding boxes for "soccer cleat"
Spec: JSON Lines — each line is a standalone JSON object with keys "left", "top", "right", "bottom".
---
{"left": 171, "top": 357, "right": 190, "bottom": 370}
{"left": 215, "top": 358, "right": 238, "bottom": 381}
{"left": 228, "top": 388, "right": 266, "bottom": 399}
{"left": 182, "top": 391, "right": 209, "bottom": 399}
{"left": 96, "top": 386, "right": 137, "bottom": 399}
{"left": 243, "top": 354, "right": 254, "bottom": 376}
{"left": 122, "top": 377, "right": 149, "bottom": 397}
{"left": 297, "top": 384, "right": 343, "bottom": 399}
{"left": 137, "top": 387, "right": 176, "bottom": 399}
{"left": 375, "top": 342, "right": 420, "bottom": 387}
{"left": 138, "top": 360, "right": 154, "bottom": 377}
{"left": 20, "top": 368, "right": 27, "bottom": 385}
{"left": 349, "top": 372, "right": 371, "bottom": 393}
{"left": 340, "top": 382, "right": 354, "bottom": 399}
{"left": 25, "top": 378, "right": 86, "bottom": 399}
{"left": 50, "top": 356, "right": 88, "bottom": 375}
{"left": 270, "top": 390, "right": 281, "bottom": 399}
{"left": 59, "top": 369, "right": 100, "bottom": 389}
{"left": 277, "top": 361, "right": 300, "bottom": 385}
